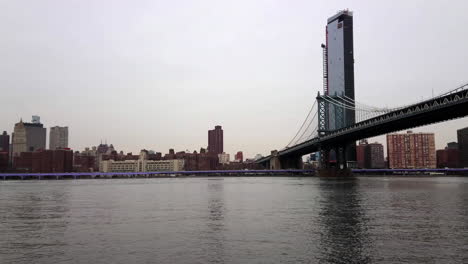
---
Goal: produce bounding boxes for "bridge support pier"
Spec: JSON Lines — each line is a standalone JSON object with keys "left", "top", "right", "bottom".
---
{"left": 336, "top": 144, "right": 348, "bottom": 170}
{"left": 269, "top": 150, "right": 281, "bottom": 170}
{"left": 319, "top": 147, "right": 330, "bottom": 169}
{"left": 280, "top": 155, "right": 303, "bottom": 169}
{"left": 269, "top": 150, "right": 302, "bottom": 170}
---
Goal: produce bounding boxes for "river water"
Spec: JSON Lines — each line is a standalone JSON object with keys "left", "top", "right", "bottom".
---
{"left": 0, "top": 177, "right": 467, "bottom": 264}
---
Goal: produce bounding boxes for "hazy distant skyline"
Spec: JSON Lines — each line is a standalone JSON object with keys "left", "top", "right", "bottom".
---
{"left": 2, "top": 0, "right": 468, "bottom": 158}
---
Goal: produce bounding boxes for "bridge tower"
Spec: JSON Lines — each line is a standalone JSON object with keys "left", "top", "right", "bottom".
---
{"left": 318, "top": 10, "right": 356, "bottom": 168}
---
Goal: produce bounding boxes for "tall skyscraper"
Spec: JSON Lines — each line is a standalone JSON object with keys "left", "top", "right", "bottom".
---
{"left": 324, "top": 10, "right": 355, "bottom": 130}
{"left": 12, "top": 116, "right": 47, "bottom": 159}
{"left": 208, "top": 125, "right": 223, "bottom": 154}
{"left": 457, "top": 127, "right": 468, "bottom": 167}
{"left": 387, "top": 131, "right": 436, "bottom": 169}
{"left": 322, "top": 10, "right": 356, "bottom": 162}
{"left": 49, "top": 126, "right": 69, "bottom": 150}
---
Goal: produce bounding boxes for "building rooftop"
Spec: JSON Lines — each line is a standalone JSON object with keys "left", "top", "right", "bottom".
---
{"left": 327, "top": 9, "right": 353, "bottom": 24}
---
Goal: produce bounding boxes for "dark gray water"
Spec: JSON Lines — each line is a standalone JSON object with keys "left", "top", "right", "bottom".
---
{"left": 1, "top": 177, "right": 467, "bottom": 264}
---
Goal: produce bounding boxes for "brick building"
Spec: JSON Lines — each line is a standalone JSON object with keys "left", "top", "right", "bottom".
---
{"left": 436, "top": 148, "right": 460, "bottom": 168}
{"left": 14, "top": 149, "right": 73, "bottom": 173}
{"left": 160, "top": 148, "right": 219, "bottom": 171}
{"left": 356, "top": 139, "right": 368, "bottom": 168}
{"left": 387, "top": 131, "right": 436, "bottom": 169}
{"left": 356, "top": 140, "right": 385, "bottom": 169}
{"left": 234, "top": 151, "right": 243, "bottom": 162}
{"left": 73, "top": 153, "right": 96, "bottom": 172}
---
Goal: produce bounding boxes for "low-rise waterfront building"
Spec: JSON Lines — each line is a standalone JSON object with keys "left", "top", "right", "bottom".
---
{"left": 100, "top": 150, "right": 184, "bottom": 172}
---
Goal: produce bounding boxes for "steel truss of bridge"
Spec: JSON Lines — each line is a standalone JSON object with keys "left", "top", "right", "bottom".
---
{"left": 257, "top": 84, "right": 468, "bottom": 165}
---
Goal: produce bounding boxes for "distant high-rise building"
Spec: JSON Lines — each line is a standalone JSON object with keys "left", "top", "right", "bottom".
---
{"left": 322, "top": 10, "right": 356, "bottom": 162}
{"left": 387, "top": 131, "right": 436, "bottom": 169}
{"left": 12, "top": 117, "right": 46, "bottom": 160}
{"left": 0, "top": 131, "right": 10, "bottom": 171}
{"left": 457, "top": 127, "right": 468, "bottom": 167}
{"left": 324, "top": 10, "right": 355, "bottom": 128}
{"left": 356, "top": 140, "right": 384, "bottom": 168}
{"left": 49, "top": 126, "right": 68, "bottom": 150}
{"left": 0, "top": 131, "right": 9, "bottom": 153}
{"left": 234, "top": 151, "right": 243, "bottom": 162}
{"left": 208, "top": 125, "right": 223, "bottom": 154}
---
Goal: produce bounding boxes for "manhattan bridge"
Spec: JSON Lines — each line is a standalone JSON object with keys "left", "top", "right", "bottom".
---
{"left": 257, "top": 10, "right": 468, "bottom": 170}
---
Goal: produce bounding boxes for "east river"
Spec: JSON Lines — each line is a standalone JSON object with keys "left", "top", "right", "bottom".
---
{"left": 1, "top": 177, "right": 467, "bottom": 263}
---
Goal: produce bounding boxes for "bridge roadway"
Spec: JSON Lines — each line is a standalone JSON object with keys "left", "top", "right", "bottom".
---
{"left": 257, "top": 85, "right": 468, "bottom": 165}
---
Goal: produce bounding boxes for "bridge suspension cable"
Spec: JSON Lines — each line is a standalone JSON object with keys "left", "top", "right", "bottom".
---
{"left": 285, "top": 100, "right": 319, "bottom": 148}
{"left": 321, "top": 95, "right": 400, "bottom": 122}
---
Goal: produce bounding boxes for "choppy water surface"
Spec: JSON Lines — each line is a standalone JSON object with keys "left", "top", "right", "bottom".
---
{"left": 1, "top": 176, "right": 468, "bottom": 263}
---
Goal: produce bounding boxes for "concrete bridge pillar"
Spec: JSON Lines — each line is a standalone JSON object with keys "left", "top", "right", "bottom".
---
{"left": 269, "top": 151, "right": 303, "bottom": 170}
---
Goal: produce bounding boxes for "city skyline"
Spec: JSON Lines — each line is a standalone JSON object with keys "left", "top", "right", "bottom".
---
{"left": 1, "top": 1, "right": 468, "bottom": 159}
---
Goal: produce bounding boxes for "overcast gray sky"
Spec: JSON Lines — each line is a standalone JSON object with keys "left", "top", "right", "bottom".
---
{"left": 1, "top": 0, "right": 468, "bottom": 158}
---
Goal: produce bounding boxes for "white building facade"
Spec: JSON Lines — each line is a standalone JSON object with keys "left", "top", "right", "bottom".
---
{"left": 100, "top": 150, "right": 184, "bottom": 173}
{"left": 218, "top": 152, "right": 230, "bottom": 164}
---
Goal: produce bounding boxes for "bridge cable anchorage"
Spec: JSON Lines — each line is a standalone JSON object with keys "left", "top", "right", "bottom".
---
{"left": 285, "top": 100, "right": 319, "bottom": 148}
